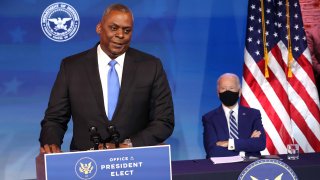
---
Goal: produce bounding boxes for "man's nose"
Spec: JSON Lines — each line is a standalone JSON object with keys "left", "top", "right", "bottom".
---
{"left": 115, "top": 29, "right": 124, "bottom": 38}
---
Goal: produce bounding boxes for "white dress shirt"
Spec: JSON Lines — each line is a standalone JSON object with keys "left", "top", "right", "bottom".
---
{"left": 222, "top": 103, "right": 245, "bottom": 157}
{"left": 97, "top": 44, "right": 125, "bottom": 116}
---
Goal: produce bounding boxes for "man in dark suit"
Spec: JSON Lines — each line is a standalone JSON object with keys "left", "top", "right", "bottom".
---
{"left": 39, "top": 4, "right": 174, "bottom": 153}
{"left": 202, "top": 73, "right": 265, "bottom": 158}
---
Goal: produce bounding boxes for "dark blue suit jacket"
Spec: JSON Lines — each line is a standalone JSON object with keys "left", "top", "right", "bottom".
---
{"left": 202, "top": 105, "right": 266, "bottom": 158}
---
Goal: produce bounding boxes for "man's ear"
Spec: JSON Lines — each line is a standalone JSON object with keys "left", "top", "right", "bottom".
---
{"left": 96, "top": 23, "right": 101, "bottom": 34}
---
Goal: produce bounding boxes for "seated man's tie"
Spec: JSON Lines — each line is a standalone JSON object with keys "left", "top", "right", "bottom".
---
{"left": 229, "top": 110, "right": 239, "bottom": 139}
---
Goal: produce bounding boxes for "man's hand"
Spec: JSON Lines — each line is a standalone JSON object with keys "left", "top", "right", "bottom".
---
{"left": 216, "top": 141, "right": 228, "bottom": 147}
{"left": 250, "top": 130, "right": 261, "bottom": 138}
{"left": 99, "top": 143, "right": 131, "bottom": 150}
{"left": 40, "top": 144, "right": 62, "bottom": 154}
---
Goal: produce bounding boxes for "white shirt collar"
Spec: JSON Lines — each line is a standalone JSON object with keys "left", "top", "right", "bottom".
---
{"left": 222, "top": 103, "right": 239, "bottom": 122}
{"left": 222, "top": 103, "right": 239, "bottom": 113}
{"left": 97, "top": 44, "right": 125, "bottom": 67}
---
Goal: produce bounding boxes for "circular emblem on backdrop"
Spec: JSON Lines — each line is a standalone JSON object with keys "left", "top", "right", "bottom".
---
{"left": 75, "top": 157, "right": 97, "bottom": 180}
{"left": 41, "top": 2, "right": 80, "bottom": 42}
{"left": 238, "top": 159, "right": 298, "bottom": 180}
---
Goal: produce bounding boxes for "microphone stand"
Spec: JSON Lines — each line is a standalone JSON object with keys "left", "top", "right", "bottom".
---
{"left": 108, "top": 125, "right": 120, "bottom": 148}
{"left": 89, "top": 126, "right": 101, "bottom": 150}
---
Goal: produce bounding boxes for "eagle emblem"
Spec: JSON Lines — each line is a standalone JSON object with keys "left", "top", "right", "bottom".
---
{"left": 250, "top": 173, "right": 283, "bottom": 180}
{"left": 79, "top": 162, "right": 94, "bottom": 175}
{"left": 41, "top": 2, "right": 80, "bottom": 42}
{"left": 238, "top": 159, "right": 298, "bottom": 180}
{"left": 48, "top": 17, "right": 72, "bottom": 31}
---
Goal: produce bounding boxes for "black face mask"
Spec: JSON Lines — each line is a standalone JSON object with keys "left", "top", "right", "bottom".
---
{"left": 219, "top": 90, "right": 239, "bottom": 106}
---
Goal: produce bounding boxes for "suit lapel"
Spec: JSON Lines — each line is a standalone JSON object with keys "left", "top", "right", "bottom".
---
{"left": 237, "top": 106, "right": 246, "bottom": 136}
{"left": 83, "top": 46, "right": 107, "bottom": 121}
{"left": 113, "top": 48, "right": 138, "bottom": 119}
{"left": 217, "top": 106, "right": 229, "bottom": 136}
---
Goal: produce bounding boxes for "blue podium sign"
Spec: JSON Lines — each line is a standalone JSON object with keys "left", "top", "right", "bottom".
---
{"left": 44, "top": 145, "right": 171, "bottom": 180}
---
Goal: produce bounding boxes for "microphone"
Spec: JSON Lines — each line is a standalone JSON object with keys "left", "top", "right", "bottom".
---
{"left": 89, "top": 126, "right": 101, "bottom": 150}
{"left": 107, "top": 125, "right": 120, "bottom": 148}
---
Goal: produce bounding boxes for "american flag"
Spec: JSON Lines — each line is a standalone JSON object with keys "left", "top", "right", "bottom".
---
{"left": 241, "top": 0, "right": 320, "bottom": 155}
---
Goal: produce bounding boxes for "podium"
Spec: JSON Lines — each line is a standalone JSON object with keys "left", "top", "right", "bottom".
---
{"left": 36, "top": 145, "right": 171, "bottom": 180}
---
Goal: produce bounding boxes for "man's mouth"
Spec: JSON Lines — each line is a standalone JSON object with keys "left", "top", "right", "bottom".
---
{"left": 112, "top": 42, "right": 125, "bottom": 48}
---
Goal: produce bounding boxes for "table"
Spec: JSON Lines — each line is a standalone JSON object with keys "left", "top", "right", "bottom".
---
{"left": 172, "top": 153, "right": 320, "bottom": 180}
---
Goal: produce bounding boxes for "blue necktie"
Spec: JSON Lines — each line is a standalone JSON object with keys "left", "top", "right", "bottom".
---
{"left": 229, "top": 110, "right": 239, "bottom": 139}
{"left": 108, "top": 60, "right": 119, "bottom": 120}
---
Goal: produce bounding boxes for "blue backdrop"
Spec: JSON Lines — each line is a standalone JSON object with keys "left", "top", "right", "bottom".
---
{"left": 0, "top": 0, "right": 248, "bottom": 179}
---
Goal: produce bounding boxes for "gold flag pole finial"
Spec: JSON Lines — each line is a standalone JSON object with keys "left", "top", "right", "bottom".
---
{"left": 260, "top": 0, "right": 269, "bottom": 78}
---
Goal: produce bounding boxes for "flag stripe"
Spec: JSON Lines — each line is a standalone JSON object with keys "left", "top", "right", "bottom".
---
{"left": 299, "top": 51, "right": 317, "bottom": 83}
{"left": 291, "top": 120, "right": 315, "bottom": 153}
{"left": 265, "top": 131, "right": 277, "bottom": 154}
{"left": 290, "top": 104, "right": 320, "bottom": 152}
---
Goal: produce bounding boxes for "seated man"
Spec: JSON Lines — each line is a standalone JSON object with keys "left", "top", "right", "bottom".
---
{"left": 202, "top": 73, "right": 266, "bottom": 158}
